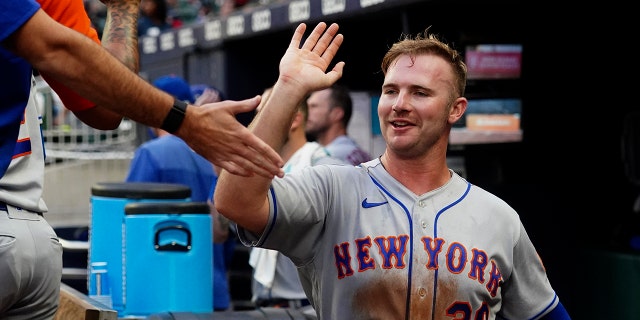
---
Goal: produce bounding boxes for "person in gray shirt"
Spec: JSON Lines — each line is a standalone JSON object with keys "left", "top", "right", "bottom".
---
{"left": 305, "top": 84, "right": 372, "bottom": 165}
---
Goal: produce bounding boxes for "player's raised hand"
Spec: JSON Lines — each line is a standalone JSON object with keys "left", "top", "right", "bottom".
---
{"left": 277, "top": 22, "right": 345, "bottom": 93}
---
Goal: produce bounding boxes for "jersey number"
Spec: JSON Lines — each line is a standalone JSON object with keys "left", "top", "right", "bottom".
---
{"left": 446, "top": 301, "right": 489, "bottom": 320}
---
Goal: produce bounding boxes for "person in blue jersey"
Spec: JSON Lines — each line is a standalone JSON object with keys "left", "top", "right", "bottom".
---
{"left": 208, "top": 174, "right": 237, "bottom": 312}
{"left": 0, "top": 1, "right": 282, "bottom": 318}
{"left": 126, "top": 75, "right": 235, "bottom": 312}
{"left": 125, "top": 75, "right": 215, "bottom": 200}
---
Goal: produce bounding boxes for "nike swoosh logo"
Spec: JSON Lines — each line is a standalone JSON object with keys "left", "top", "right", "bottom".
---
{"left": 362, "top": 198, "right": 388, "bottom": 208}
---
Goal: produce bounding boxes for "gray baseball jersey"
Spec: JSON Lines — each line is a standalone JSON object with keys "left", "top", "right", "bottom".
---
{"left": 237, "top": 157, "right": 560, "bottom": 319}
{"left": 0, "top": 76, "right": 47, "bottom": 213}
{"left": 0, "top": 77, "right": 61, "bottom": 319}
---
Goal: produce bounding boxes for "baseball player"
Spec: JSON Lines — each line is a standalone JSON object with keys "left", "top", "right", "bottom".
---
{"left": 0, "top": 0, "right": 279, "bottom": 317}
{"left": 215, "top": 22, "right": 571, "bottom": 319}
{"left": 0, "top": 0, "right": 140, "bottom": 317}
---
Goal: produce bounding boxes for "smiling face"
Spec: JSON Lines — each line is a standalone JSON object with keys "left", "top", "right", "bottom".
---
{"left": 378, "top": 53, "right": 466, "bottom": 159}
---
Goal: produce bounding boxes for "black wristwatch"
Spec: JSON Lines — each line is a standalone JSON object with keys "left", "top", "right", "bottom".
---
{"left": 161, "top": 99, "right": 188, "bottom": 133}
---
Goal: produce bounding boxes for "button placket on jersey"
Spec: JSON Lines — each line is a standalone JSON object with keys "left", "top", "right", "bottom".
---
{"left": 415, "top": 198, "right": 431, "bottom": 231}
{"left": 412, "top": 197, "right": 434, "bottom": 305}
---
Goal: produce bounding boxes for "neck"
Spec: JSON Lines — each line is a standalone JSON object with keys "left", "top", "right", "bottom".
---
{"left": 380, "top": 151, "right": 451, "bottom": 196}
{"left": 318, "top": 126, "right": 346, "bottom": 146}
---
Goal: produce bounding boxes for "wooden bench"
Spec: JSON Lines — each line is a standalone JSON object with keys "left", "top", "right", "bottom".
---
{"left": 54, "top": 282, "right": 117, "bottom": 320}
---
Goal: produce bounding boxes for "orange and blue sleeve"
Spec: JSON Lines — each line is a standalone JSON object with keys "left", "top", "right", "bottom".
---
{"left": 38, "top": 0, "right": 100, "bottom": 112}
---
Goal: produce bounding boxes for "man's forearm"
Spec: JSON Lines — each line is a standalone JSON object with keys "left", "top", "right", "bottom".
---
{"left": 11, "top": 9, "right": 171, "bottom": 128}
{"left": 71, "top": 0, "right": 142, "bottom": 129}
{"left": 101, "top": 0, "right": 140, "bottom": 72}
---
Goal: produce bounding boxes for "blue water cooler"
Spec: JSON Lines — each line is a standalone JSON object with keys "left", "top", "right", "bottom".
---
{"left": 89, "top": 182, "right": 191, "bottom": 314}
{"left": 122, "top": 201, "right": 213, "bottom": 317}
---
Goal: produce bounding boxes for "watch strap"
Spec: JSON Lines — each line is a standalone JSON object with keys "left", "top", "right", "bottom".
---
{"left": 161, "top": 99, "right": 188, "bottom": 133}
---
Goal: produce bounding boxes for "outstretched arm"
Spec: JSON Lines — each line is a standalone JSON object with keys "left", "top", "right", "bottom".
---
{"left": 38, "top": 0, "right": 139, "bottom": 130}
{"left": 215, "top": 22, "right": 344, "bottom": 234}
{"left": 4, "top": 8, "right": 283, "bottom": 178}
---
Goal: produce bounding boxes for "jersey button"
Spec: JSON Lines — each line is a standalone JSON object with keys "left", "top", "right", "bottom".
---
{"left": 418, "top": 287, "right": 427, "bottom": 297}
{"left": 421, "top": 220, "right": 428, "bottom": 229}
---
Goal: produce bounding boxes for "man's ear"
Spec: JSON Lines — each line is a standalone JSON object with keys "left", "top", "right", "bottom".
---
{"left": 290, "top": 110, "right": 304, "bottom": 130}
{"left": 448, "top": 98, "right": 467, "bottom": 124}
{"left": 330, "top": 106, "right": 344, "bottom": 122}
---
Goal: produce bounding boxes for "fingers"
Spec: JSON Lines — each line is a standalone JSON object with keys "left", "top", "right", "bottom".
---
{"left": 227, "top": 95, "right": 261, "bottom": 114}
{"left": 296, "top": 22, "right": 343, "bottom": 72}
{"left": 197, "top": 96, "right": 260, "bottom": 110}
{"left": 213, "top": 142, "right": 283, "bottom": 179}
{"left": 290, "top": 23, "right": 307, "bottom": 49}
{"left": 221, "top": 97, "right": 284, "bottom": 178}
{"left": 298, "top": 22, "right": 339, "bottom": 55}
{"left": 216, "top": 160, "right": 251, "bottom": 178}
{"left": 327, "top": 61, "right": 345, "bottom": 83}
{"left": 313, "top": 23, "right": 340, "bottom": 56}
{"left": 193, "top": 97, "right": 283, "bottom": 178}
{"left": 321, "top": 26, "right": 343, "bottom": 60}
{"left": 300, "top": 22, "right": 327, "bottom": 52}
{"left": 243, "top": 136, "right": 285, "bottom": 178}
{"left": 292, "top": 22, "right": 340, "bottom": 57}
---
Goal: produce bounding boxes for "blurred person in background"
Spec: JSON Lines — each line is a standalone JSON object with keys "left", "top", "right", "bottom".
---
{"left": 218, "top": 0, "right": 252, "bottom": 17}
{"left": 83, "top": 0, "right": 107, "bottom": 37}
{"left": 195, "top": 0, "right": 217, "bottom": 21}
{"left": 126, "top": 76, "right": 235, "bottom": 312}
{"left": 192, "top": 83, "right": 224, "bottom": 105}
{"left": 305, "top": 83, "right": 371, "bottom": 166}
{"left": 166, "top": 0, "right": 199, "bottom": 28}
{"left": 125, "top": 75, "right": 211, "bottom": 194}
{"left": 138, "top": 0, "right": 172, "bottom": 36}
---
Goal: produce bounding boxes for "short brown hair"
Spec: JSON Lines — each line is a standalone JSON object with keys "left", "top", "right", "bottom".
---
{"left": 381, "top": 30, "right": 467, "bottom": 98}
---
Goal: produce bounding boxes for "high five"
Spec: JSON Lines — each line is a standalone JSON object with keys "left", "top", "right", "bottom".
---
{"left": 215, "top": 22, "right": 571, "bottom": 320}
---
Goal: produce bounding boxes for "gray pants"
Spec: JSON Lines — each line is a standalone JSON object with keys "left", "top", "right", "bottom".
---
{"left": 0, "top": 205, "right": 62, "bottom": 320}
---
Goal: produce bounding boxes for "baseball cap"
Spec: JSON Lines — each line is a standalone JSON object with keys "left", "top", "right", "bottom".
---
{"left": 153, "top": 75, "right": 195, "bottom": 103}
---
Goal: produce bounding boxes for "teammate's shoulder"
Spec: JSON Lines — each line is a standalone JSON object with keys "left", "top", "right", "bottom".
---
{"left": 309, "top": 143, "right": 346, "bottom": 166}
